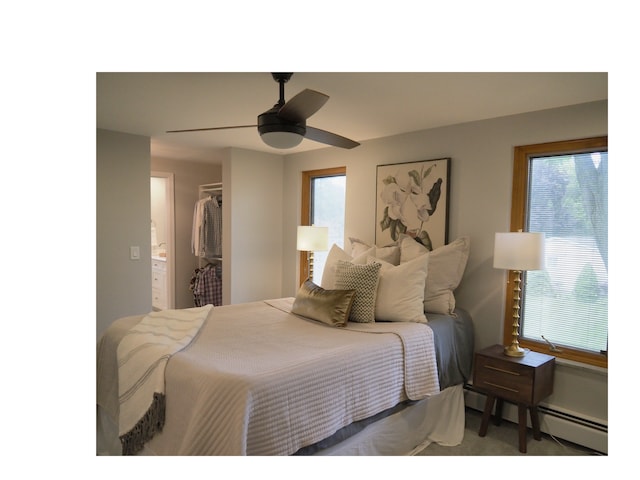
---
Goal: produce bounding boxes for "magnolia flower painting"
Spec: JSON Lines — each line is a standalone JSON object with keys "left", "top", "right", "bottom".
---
{"left": 375, "top": 158, "right": 450, "bottom": 250}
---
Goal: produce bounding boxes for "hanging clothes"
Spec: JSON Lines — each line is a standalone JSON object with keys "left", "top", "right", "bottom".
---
{"left": 190, "top": 263, "right": 222, "bottom": 307}
{"left": 191, "top": 197, "right": 206, "bottom": 256}
{"left": 202, "top": 195, "right": 222, "bottom": 258}
{"left": 192, "top": 195, "right": 222, "bottom": 258}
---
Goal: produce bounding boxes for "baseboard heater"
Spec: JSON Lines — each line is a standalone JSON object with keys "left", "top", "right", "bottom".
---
{"left": 464, "top": 385, "right": 608, "bottom": 455}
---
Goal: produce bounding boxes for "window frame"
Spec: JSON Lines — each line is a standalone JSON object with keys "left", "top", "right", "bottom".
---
{"left": 506, "top": 136, "right": 608, "bottom": 368}
{"left": 300, "top": 166, "right": 346, "bottom": 286}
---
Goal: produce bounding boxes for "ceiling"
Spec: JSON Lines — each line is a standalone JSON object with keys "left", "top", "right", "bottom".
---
{"left": 96, "top": 72, "right": 607, "bottom": 163}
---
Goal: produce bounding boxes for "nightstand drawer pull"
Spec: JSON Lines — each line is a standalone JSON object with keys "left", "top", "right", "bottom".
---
{"left": 484, "top": 381, "right": 519, "bottom": 393}
{"left": 486, "top": 365, "right": 521, "bottom": 376}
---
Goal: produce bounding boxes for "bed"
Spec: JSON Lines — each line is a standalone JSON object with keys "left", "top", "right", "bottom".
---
{"left": 96, "top": 235, "right": 473, "bottom": 456}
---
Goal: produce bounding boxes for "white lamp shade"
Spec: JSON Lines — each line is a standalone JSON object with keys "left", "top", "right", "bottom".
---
{"left": 297, "top": 226, "right": 329, "bottom": 251}
{"left": 494, "top": 232, "right": 545, "bottom": 271}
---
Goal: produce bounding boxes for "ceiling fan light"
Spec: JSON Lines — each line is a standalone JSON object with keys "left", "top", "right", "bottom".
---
{"left": 261, "top": 131, "right": 304, "bottom": 149}
{"left": 258, "top": 103, "right": 306, "bottom": 149}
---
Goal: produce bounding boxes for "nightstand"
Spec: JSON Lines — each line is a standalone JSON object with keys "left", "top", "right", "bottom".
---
{"left": 473, "top": 344, "right": 555, "bottom": 453}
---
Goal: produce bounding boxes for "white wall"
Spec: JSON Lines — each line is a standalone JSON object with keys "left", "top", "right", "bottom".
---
{"left": 96, "top": 129, "right": 151, "bottom": 339}
{"left": 282, "top": 101, "right": 608, "bottom": 431}
{"left": 223, "top": 148, "right": 284, "bottom": 304}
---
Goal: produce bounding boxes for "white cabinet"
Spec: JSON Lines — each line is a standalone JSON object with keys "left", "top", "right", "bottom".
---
{"left": 152, "top": 257, "right": 167, "bottom": 310}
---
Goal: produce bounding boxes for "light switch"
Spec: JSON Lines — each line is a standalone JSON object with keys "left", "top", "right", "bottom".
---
{"left": 130, "top": 246, "right": 140, "bottom": 260}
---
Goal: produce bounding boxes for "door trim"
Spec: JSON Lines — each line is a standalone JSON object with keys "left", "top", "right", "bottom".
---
{"left": 151, "top": 171, "right": 175, "bottom": 309}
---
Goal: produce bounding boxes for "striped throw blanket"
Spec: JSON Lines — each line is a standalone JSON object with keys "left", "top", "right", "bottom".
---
{"left": 117, "top": 305, "right": 212, "bottom": 455}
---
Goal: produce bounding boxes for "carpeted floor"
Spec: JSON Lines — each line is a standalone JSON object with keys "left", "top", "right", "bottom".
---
{"left": 414, "top": 407, "right": 601, "bottom": 456}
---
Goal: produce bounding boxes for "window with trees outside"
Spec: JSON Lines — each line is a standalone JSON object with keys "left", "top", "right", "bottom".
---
{"left": 300, "top": 167, "right": 346, "bottom": 286}
{"left": 507, "top": 137, "right": 607, "bottom": 368}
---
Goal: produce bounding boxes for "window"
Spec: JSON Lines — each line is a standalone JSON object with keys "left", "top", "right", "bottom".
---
{"left": 300, "top": 167, "right": 346, "bottom": 285}
{"left": 507, "top": 137, "right": 607, "bottom": 368}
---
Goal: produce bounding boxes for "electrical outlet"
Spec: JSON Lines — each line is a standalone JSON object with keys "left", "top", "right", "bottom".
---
{"left": 130, "top": 246, "right": 140, "bottom": 260}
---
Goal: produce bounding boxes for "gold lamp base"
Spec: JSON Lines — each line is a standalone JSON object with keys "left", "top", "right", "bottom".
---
{"left": 504, "top": 344, "right": 529, "bottom": 357}
{"left": 504, "top": 269, "right": 529, "bottom": 357}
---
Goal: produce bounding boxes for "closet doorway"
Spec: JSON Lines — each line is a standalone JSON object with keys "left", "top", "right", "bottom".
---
{"left": 150, "top": 172, "right": 175, "bottom": 310}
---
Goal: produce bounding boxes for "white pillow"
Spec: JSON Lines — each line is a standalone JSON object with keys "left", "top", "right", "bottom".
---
{"left": 399, "top": 234, "right": 429, "bottom": 263}
{"left": 374, "top": 245, "right": 401, "bottom": 265}
{"left": 399, "top": 235, "right": 470, "bottom": 314}
{"left": 320, "top": 244, "right": 368, "bottom": 289}
{"left": 368, "top": 255, "right": 428, "bottom": 323}
{"left": 348, "top": 237, "right": 401, "bottom": 265}
{"left": 349, "top": 237, "right": 371, "bottom": 257}
{"left": 334, "top": 260, "right": 382, "bottom": 323}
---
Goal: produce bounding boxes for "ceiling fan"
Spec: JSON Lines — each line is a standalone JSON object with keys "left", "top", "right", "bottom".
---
{"left": 166, "top": 73, "right": 360, "bottom": 150}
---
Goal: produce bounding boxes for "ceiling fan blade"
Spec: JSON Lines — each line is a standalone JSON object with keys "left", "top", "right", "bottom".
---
{"left": 305, "top": 126, "right": 360, "bottom": 149}
{"left": 166, "top": 125, "right": 256, "bottom": 133}
{"left": 277, "top": 89, "right": 329, "bottom": 123}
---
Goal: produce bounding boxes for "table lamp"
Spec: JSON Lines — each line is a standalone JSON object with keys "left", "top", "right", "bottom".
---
{"left": 494, "top": 231, "right": 545, "bottom": 357}
{"left": 297, "top": 226, "right": 329, "bottom": 283}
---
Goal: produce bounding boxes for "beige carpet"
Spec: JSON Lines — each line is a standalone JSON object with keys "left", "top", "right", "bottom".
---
{"left": 414, "top": 407, "right": 601, "bottom": 456}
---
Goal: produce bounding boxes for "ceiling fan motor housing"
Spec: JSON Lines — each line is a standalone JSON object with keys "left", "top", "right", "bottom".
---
{"left": 257, "top": 109, "right": 306, "bottom": 137}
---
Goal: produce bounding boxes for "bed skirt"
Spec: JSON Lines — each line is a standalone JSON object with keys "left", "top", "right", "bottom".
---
{"left": 96, "top": 383, "right": 465, "bottom": 456}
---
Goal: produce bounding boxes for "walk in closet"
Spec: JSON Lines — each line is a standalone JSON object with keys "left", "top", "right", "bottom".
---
{"left": 190, "top": 182, "right": 223, "bottom": 306}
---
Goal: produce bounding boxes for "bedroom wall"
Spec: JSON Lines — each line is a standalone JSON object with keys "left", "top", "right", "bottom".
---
{"left": 223, "top": 148, "right": 284, "bottom": 304}
{"left": 281, "top": 100, "right": 608, "bottom": 444}
{"left": 150, "top": 156, "right": 222, "bottom": 309}
{"left": 96, "top": 129, "right": 151, "bottom": 339}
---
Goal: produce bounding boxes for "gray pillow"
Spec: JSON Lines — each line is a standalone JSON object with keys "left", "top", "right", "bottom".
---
{"left": 291, "top": 279, "right": 356, "bottom": 327}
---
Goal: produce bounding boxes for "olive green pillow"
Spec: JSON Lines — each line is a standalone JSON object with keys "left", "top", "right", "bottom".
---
{"left": 291, "top": 279, "right": 356, "bottom": 327}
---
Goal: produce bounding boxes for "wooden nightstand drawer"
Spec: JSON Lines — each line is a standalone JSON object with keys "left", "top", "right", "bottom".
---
{"left": 473, "top": 344, "right": 555, "bottom": 405}
{"left": 474, "top": 355, "right": 533, "bottom": 404}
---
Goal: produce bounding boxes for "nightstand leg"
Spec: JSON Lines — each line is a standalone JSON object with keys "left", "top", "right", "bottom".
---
{"left": 479, "top": 394, "right": 496, "bottom": 437}
{"left": 494, "top": 397, "right": 504, "bottom": 426}
{"left": 518, "top": 404, "right": 527, "bottom": 453}
{"left": 530, "top": 405, "right": 542, "bottom": 441}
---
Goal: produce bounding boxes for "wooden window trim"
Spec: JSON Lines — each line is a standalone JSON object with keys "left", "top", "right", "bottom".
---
{"left": 300, "top": 167, "right": 346, "bottom": 285}
{"left": 506, "top": 136, "right": 608, "bottom": 368}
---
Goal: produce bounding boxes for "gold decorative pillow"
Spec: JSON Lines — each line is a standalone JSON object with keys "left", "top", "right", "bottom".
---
{"left": 291, "top": 279, "right": 356, "bottom": 327}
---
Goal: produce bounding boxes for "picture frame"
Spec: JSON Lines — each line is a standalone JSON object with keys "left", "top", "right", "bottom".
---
{"left": 375, "top": 158, "right": 451, "bottom": 250}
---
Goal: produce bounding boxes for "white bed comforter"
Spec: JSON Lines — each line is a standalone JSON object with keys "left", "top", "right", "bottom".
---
{"left": 97, "top": 298, "right": 440, "bottom": 455}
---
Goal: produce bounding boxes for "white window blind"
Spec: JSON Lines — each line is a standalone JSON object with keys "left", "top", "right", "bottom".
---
{"left": 521, "top": 151, "right": 608, "bottom": 353}
{"left": 310, "top": 175, "right": 346, "bottom": 284}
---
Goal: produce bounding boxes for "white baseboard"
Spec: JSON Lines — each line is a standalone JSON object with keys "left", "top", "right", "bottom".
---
{"left": 464, "top": 388, "right": 608, "bottom": 455}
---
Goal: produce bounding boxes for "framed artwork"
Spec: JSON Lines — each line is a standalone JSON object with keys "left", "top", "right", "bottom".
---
{"left": 375, "top": 158, "right": 451, "bottom": 250}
